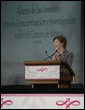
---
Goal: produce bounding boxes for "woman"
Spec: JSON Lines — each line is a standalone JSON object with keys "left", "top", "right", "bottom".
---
{"left": 52, "top": 35, "right": 73, "bottom": 66}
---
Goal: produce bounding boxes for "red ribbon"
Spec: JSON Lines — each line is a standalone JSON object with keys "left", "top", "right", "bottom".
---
{"left": 56, "top": 98, "right": 80, "bottom": 109}
{"left": 1, "top": 98, "right": 13, "bottom": 108}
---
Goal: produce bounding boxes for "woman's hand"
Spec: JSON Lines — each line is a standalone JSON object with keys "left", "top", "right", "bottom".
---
{"left": 52, "top": 53, "right": 60, "bottom": 60}
{"left": 52, "top": 54, "right": 56, "bottom": 60}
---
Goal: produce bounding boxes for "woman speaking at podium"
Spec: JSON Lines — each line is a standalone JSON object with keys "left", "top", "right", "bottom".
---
{"left": 52, "top": 35, "right": 73, "bottom": 66}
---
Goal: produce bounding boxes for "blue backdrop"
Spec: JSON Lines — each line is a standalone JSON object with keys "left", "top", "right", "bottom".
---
{"left": 1, "top": 1, "right": 83, "bottom": 85}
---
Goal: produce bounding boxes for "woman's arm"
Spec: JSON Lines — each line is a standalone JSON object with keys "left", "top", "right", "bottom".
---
{"left": 66, "top": 52, "right": 73, "bottom": 66}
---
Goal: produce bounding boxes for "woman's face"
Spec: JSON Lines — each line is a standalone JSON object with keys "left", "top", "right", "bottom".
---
{"left": 54, "top": 39, "right": 63, "bottom": 51}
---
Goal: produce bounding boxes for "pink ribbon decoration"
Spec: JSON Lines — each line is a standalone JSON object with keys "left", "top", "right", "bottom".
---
{"left": 1, "top": 98, "right": 13, "bottom": 108}
{"left": 56, "top": 98, "right": 80, "bottom": 109}
{"left": 37, "top": 67, "right": 47, "bottom": 72}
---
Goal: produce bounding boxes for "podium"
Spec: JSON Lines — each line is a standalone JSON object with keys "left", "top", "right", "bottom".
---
{"left": 24, "top": 60, "right": 75, "bottom": 88}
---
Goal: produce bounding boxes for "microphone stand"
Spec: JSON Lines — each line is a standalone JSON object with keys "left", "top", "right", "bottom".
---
{"left": 43, "top": 50, "right": 57, "bottom": 61}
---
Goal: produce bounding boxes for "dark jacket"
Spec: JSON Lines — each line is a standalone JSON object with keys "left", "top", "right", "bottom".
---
{"left": 59, "top": 49, "right": 73, "bottom": 66}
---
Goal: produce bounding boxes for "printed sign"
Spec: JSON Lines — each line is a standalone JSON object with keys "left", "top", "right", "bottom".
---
{"left": 1, "top": 94, "right": 84, "bottom": 109}
{"left": 25, "top": 65, "right": 60, "bottom": 80}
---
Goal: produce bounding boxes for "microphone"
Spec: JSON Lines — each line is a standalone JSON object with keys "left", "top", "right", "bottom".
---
{"left": 45, "top": 50, "right": 52, "bottom": 60}
{"left": 44, "top": 50, "right": 57, "bottom": 61}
